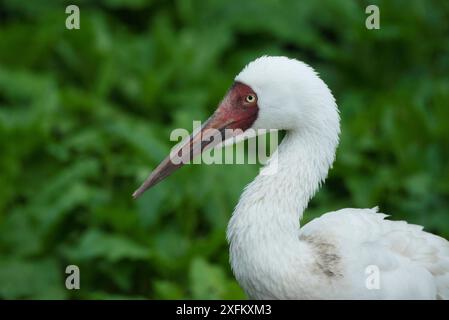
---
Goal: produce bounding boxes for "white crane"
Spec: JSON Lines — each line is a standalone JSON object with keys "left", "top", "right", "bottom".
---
{"left": 133, "top": 56, "right": 449, "bottom": 299}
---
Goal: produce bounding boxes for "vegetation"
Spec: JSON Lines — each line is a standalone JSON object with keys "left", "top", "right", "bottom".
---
{"left": 0, "top": 0, "right": 448, "bottom": 299}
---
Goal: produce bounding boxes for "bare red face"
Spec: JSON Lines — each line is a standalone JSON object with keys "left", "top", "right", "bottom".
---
{"left": 214, "top": 82, "right": 259, "bottom": 132}
{"left": 132, "top": 82, "right": 259, "bottom": 198}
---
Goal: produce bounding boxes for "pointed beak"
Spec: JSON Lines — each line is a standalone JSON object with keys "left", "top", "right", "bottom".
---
{"left": 132, "top": 82, "right": 258, "bottom": 199}
{"left": 132, "top": 111, "right": 233, "bottom": 199}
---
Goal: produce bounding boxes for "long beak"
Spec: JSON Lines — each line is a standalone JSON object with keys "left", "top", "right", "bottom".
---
{"left": 133, "top": 107, "right": 238, "bottom": 199}
{"left": 133, "top": 82, "right": 258, "bottom": 199}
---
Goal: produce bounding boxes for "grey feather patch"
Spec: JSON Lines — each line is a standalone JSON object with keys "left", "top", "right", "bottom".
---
{"left": 299, "top": 234, "right": 343, "bottom": 278}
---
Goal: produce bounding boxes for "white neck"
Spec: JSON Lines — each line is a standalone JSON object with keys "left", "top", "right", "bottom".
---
{"left": 227, "top": 127, "right": 336, "bottom": 239}
{"left": 226, "top": 126, "right": 338, "bottom": 298}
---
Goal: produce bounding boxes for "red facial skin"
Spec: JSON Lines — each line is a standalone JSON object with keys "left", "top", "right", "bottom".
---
{"left": 211, "top": 81, "right": 259, "bottom": 132}
{"left": 132, "top": 82, "right": 259, "bottom": 198}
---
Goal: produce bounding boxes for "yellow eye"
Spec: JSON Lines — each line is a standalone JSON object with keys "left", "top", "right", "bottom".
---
{"left": 245, "top": 94, "right": 256, "bottom": 103}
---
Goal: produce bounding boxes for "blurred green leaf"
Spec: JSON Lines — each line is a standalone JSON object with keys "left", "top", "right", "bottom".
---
{"left": 63, "top": 229, "right": 150, "bottom": 262}
{"left": 0, "top": 258, "right": 67, "bottom": 299}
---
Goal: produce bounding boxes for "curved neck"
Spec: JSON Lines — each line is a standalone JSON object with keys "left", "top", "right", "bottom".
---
{"left": 227, "top": 128, "right": 336, "bottom": 243}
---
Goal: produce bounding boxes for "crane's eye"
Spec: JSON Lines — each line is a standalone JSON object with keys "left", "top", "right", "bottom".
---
{"left": 245, "top": 94, "right": 256, "bottom": 104}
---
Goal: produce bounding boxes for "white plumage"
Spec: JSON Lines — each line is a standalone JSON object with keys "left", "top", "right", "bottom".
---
{"left": 226, "top": 56, "right": 449, "bottom": 299}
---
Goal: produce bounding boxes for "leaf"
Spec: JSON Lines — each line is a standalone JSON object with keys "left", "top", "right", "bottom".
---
{"left": 153, "top": 280, "right": 185, "bottom": 299}
{"left": 189, "top": 257, "right": 228, "bottom": 299}
{"left": 0, "top": 258, "right": 67, "bottom": 299}
{"left": 63, "top": 229, "right": 150, "bottom": 263}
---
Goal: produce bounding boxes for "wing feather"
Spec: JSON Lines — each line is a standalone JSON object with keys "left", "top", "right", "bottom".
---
{"left": 301, "top": 207, "right": 449, "bottom": 299}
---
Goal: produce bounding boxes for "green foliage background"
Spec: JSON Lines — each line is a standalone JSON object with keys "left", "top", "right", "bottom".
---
{"left": 0, "top": 0, "right": 448, "bottom": 299}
